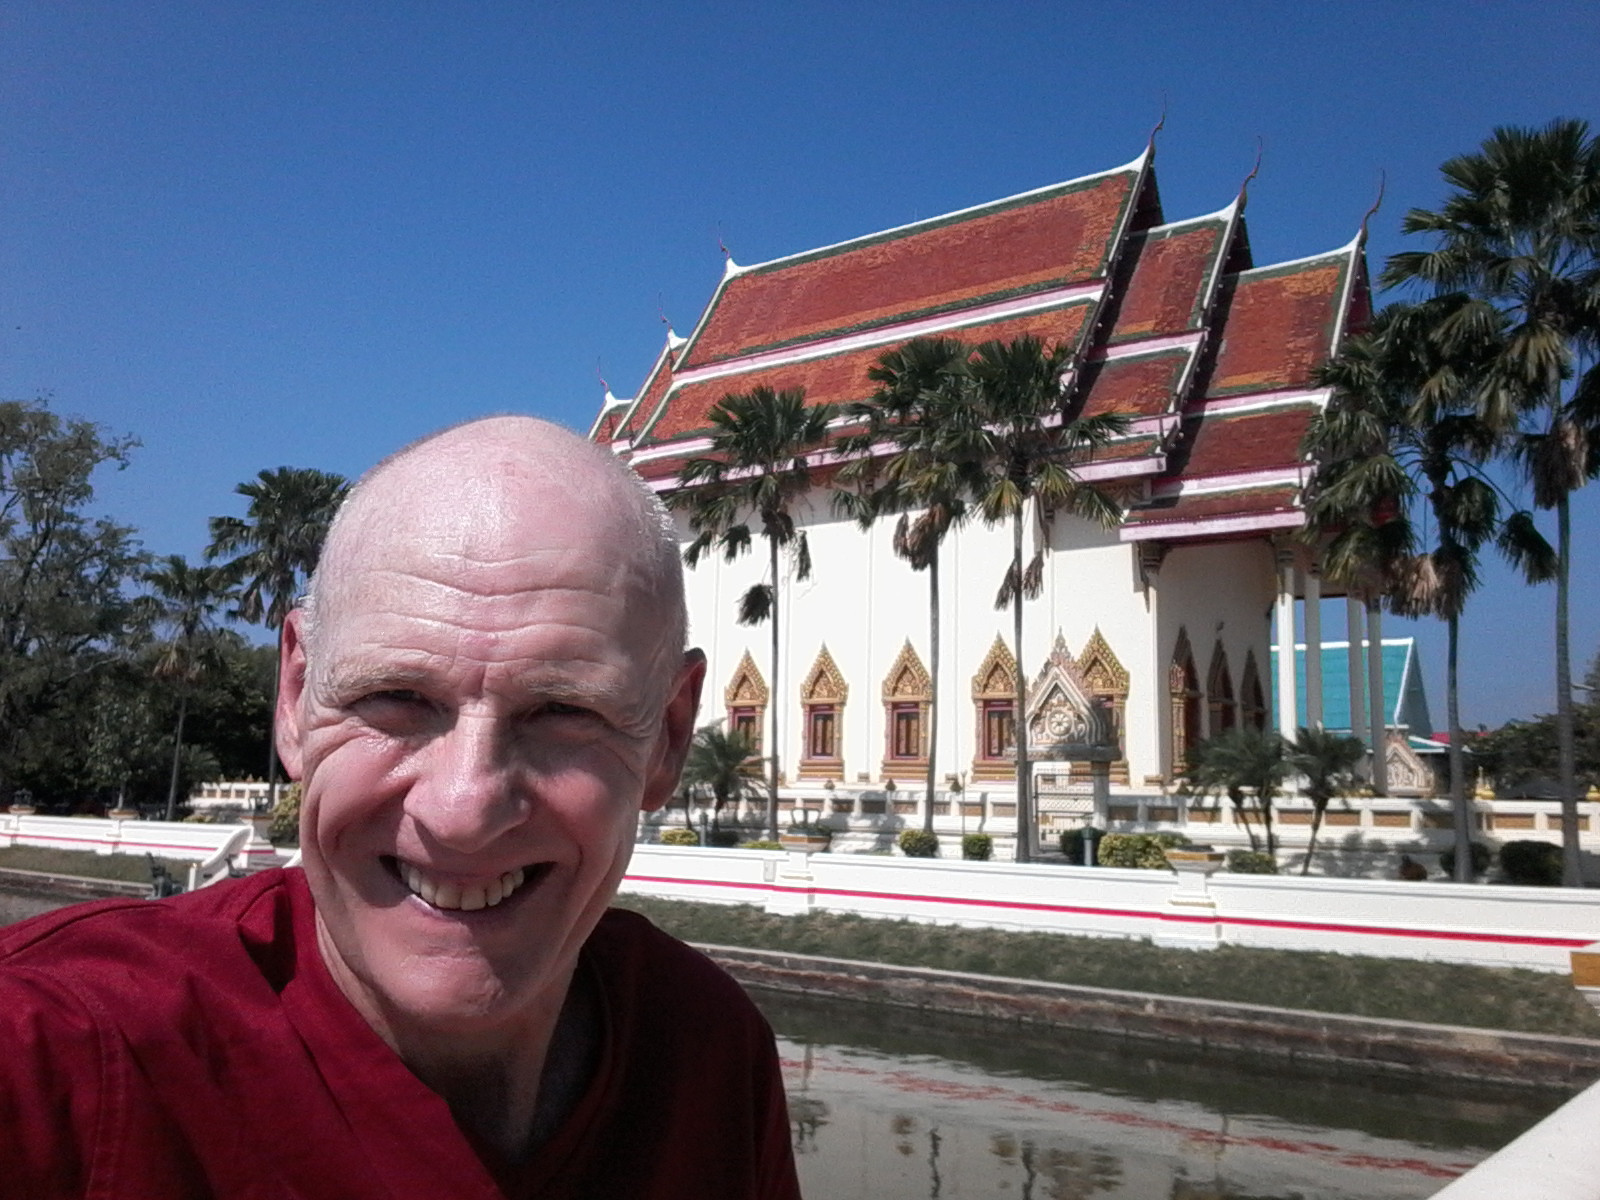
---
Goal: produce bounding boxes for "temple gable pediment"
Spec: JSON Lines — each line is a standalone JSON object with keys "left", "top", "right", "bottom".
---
{"left": 1025, "top": 634, "right": 1115, "bottom": 760}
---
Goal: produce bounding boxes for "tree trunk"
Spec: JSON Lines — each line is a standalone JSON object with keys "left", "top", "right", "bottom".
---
{"left": 766, "top": 535, "right": 782, "bottom": 841}
{"left": 1555, "top": 494, "right": 1582, "bottom": 886}
{"left": 1302, "top": 804, "right": 1323, "bottom": 876}
{"left": 164, "top": 691, "right": 190, "bottom": 822}
{"left": 1447, "top": 613, "right": 1472, "bottom": 882}
{"left": 923, "top": 552, "right": 940, "bottom": 834}
{"left": 1011, "top": 509, "right": 1031, "bottom": 863}
{"left": 266, "top": 625, "right": 284, "bottom": 812}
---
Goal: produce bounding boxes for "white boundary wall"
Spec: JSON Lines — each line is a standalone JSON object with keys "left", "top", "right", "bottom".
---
{"left": 620, "top": 845, "right": 1600, "bottom": 972}
{"left": 0, "top": 814, "right": 278, "bottom": 876}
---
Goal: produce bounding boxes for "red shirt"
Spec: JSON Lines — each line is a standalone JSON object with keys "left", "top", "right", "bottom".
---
{"left": 0, "top": 869, "right": 800, "bottom": 1199}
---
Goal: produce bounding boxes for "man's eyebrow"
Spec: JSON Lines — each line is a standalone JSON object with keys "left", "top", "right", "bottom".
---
{"left": 317, "top": 662, "right": 438, "bottom": 702}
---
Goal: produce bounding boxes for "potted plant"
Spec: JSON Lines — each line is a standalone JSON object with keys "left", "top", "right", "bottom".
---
{"left": 780, "top": 818, "right": 832, "bottom": 852}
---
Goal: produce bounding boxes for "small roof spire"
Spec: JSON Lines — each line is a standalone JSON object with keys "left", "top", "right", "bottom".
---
{"left": 1146, "top": 99, "right": 1167, "bottom": 156}
{"left": 1236, "top": 138, "right": 1263, "bottom": 211}
{"left": 1357, "top": 170, "right": 1386, "bottom": 245}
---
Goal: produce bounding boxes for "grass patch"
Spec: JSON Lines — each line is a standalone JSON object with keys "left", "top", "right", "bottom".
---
{"left": 619, "top": 896, "right": 1600, "bottom": 1040}
{"left": 0, "top": 845, "right": 191, "bottom": 885}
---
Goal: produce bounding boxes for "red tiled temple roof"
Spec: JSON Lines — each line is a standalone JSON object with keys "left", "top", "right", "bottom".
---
{"left": 679, "top": 165, "right": 1142, "bottom": 369}
{"left": 633, "top": 301, "right": 1095, "bottom": 448}
{"left": 1078, "top": 348, "right": 1194, "bottom": 419}
{"left": 1105, "top": 217, "right": 1229, "bottom": 345}
{"left": 592, "top": 408, "right": 625, "bottom": 442}
{"left": 1207, "top": 254, "right": 1352, "bottom": 397}
{"left": 598, "top": 150, "right": 1369, "bottom": 544}
{"left": 1176, "top": 404, "right": 1318, "bottom": 478}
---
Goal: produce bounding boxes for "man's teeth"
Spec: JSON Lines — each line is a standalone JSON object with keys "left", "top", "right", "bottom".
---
{"left": 400, "top": 863, "right": 528, "bottom": 911}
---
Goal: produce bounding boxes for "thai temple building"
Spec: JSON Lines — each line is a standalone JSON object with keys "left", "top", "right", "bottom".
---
{"left": 591, "top": 143, "right": 1408, "bottom": 840}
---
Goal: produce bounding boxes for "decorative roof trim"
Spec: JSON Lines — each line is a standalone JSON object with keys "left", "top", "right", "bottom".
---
{"left": 731, "top": 151, "right": 1150, "bottom": 280}
{"left": 1155, "top": 466, "right": 1306, "bottom": 497}
{"left": 1234, "top": 234, "right": 1361, "bottom": 280}
{"left": 1120, "top": 509, "right": 1304, "bottom": 542}
{"left": 1186, "top": 388, "right": 1330, "bottom": 418}
{"left": 1073, "top": 456, "right": 1168, "bottom": 483}
{"left": 1328, "top": 234, "right": 1369, "bottom": 351}
{"left": 1090, "top": 330, "right": 1206, "bottom": 362}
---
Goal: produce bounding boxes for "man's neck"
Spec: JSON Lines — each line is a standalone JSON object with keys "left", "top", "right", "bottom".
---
{"left": 394, "top": 971, "right": 600, "bottom": 1165}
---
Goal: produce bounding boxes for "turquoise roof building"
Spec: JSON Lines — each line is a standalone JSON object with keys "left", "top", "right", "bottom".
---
{"left": 1269, "top": 638, "right": 1433, "bottom": 738}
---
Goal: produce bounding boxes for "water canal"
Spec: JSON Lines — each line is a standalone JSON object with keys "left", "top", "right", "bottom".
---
{"left": 1, "top": 888, "right": 1570, "bottom": 1197}
{"left": 756, "top": 990, "right": 1565, "bottom": 1200}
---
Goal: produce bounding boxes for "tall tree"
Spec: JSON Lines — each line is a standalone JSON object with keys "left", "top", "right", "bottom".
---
{"left": 0, "top": 397, "right": 144, "bottom": 804}
{"left": 671, "top": 386, "right": 835, "bottom": 840}
{"left": 1382, "top": 118, "right": 1600, "bottom": 885}
{"left": 964, "top": 337, "right": 1129, "bottom": 863}
{"left": 207, "top": 466, "right": 347, "bottom": 807}
{"left": 144, "top": 554, "right": 231, "bottom": 819}
{"left": 835, "top": 336, "right": 977, "bottom": 832}
{"left": 1308, "top": 300, "right": 1553, "bottom": 881}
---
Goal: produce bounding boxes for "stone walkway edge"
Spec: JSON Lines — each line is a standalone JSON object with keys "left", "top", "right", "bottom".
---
{"left": 701, "top": 942, "right": 1600, "bottom": 1090}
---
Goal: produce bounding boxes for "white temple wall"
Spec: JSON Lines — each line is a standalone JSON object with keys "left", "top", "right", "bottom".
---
{"left": 1153, "top": 539, "right": 1279, "bottom": 777}
{"left": 678, "top": 495, "right": 1284, "bottom": 796}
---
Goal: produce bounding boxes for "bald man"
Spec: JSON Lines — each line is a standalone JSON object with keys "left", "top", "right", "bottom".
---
{"left": 0, "top": 418, "right": 802, "bottom": 1199}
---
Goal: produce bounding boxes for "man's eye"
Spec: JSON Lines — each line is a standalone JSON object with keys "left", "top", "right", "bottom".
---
{"left": 352, "top": 690, "right": 435, "bottom": 724}
{"left": 542, "top": 701, "right": 594, "bottom": 719}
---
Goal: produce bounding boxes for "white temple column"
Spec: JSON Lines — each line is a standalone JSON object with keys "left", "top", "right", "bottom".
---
{"left": 1275, "top": 550, "right": 1298, "bottom": 739}
{"left": 1345, "top": 599, "right": 1368, "bottom": 741}
{"left": 1303, "top": 564, "right": 1323, "bottom": 730}
{"left": 1366, "top": 598, "right": 1389, "bottom": 795}
{"left": 1346, "top": 597, "right": 1369, "bottom": 777}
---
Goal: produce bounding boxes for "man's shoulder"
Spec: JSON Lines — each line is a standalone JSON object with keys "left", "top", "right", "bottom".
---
{"left": 589, "top": 906, "right": 758, "bottom": 1011}
{"left": 0, "top": 868, "right": 301, "bottom": 989}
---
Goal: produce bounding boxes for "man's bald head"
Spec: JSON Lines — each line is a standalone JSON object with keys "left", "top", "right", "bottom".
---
{"left": 302, "top": 416, "right": 686, "bottom": 696}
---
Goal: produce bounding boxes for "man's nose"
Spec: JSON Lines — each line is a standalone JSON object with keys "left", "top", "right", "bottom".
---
{"left": 404, "top": 714, "right": 528, "bottom": 852}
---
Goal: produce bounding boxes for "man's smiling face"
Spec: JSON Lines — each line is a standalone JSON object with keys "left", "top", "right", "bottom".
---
{"left": 276, "top": 430, "right": 699, "bottom": 1043}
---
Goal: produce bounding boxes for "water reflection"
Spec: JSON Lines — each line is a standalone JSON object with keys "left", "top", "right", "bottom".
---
{"left": 756, "top": 989, "right": 1565, "bottom": 1200}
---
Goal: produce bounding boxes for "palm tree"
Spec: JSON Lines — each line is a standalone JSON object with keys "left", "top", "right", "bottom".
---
{"left": 963, "top": 336, "right": 1130, "bottom": 862}
{"left": 1307, "top": 300, "right": 1554, "bottom": 881}
{"left": 145, "top": 555, "right": 231, "bottom": 819}
{"left": 671, "top": 386, "right": 836, "bottom": 840}
{"left": 207, "top": 466, "right": 348, "bottom": 808}
{"left": 1287, "top": 726, "right": 1366, "bottom": 875}
{"left": 681, "top": 722, "right": 762, "bottom": 831}
{"left": 1182, "top": 726, "right": 1288, "bottom": 855}
{"left": 1382, "top": 118, "right": 1600, "bottom": 886}
{"left": 835, "top": 336, "right": 977, "bottom": 832}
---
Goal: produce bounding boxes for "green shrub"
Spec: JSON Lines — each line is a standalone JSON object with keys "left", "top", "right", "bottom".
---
{"left": 268, "top": 784, "right": 302, "bottom": 845}
{"left": 1098, "top": 832, "right": 1189, "bottom": 870}
{"left": 739, "top": 839, "right": 783, "bottom": 851}
{"left": 897, "top": 829, "right": 940, "bottom": 858}
{"left": 1438, "top": 840, "right": 1492, "bottom": 878}
{"left": 961, "top": 833, "right": 993, "bottom": 861}
{"left": 1499, "top": 839, "right": 1563, "bottom": 886}
{"left": 707, "top": 828, "right": 742, "bottom": 848}
{"left": 1226, "top": 849, "right": 1279, "bottom": 874}
{"left": 659, "top": 828, "right": 700, "bottom": 846}
{"left": 1059, "top": 826, "right": 1103, "bottom": 865}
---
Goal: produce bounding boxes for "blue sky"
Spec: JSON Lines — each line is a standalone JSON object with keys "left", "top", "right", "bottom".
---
{"left": 3, "top": 2, "right": 1597, "bottom": 727}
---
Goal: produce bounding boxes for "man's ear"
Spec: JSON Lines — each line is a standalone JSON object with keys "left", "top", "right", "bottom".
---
{"left": 641, "top": 648, "right": 706, "bottom": 813}
{"left": 275, "top": 609, "right": 310, "bottom": 781}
